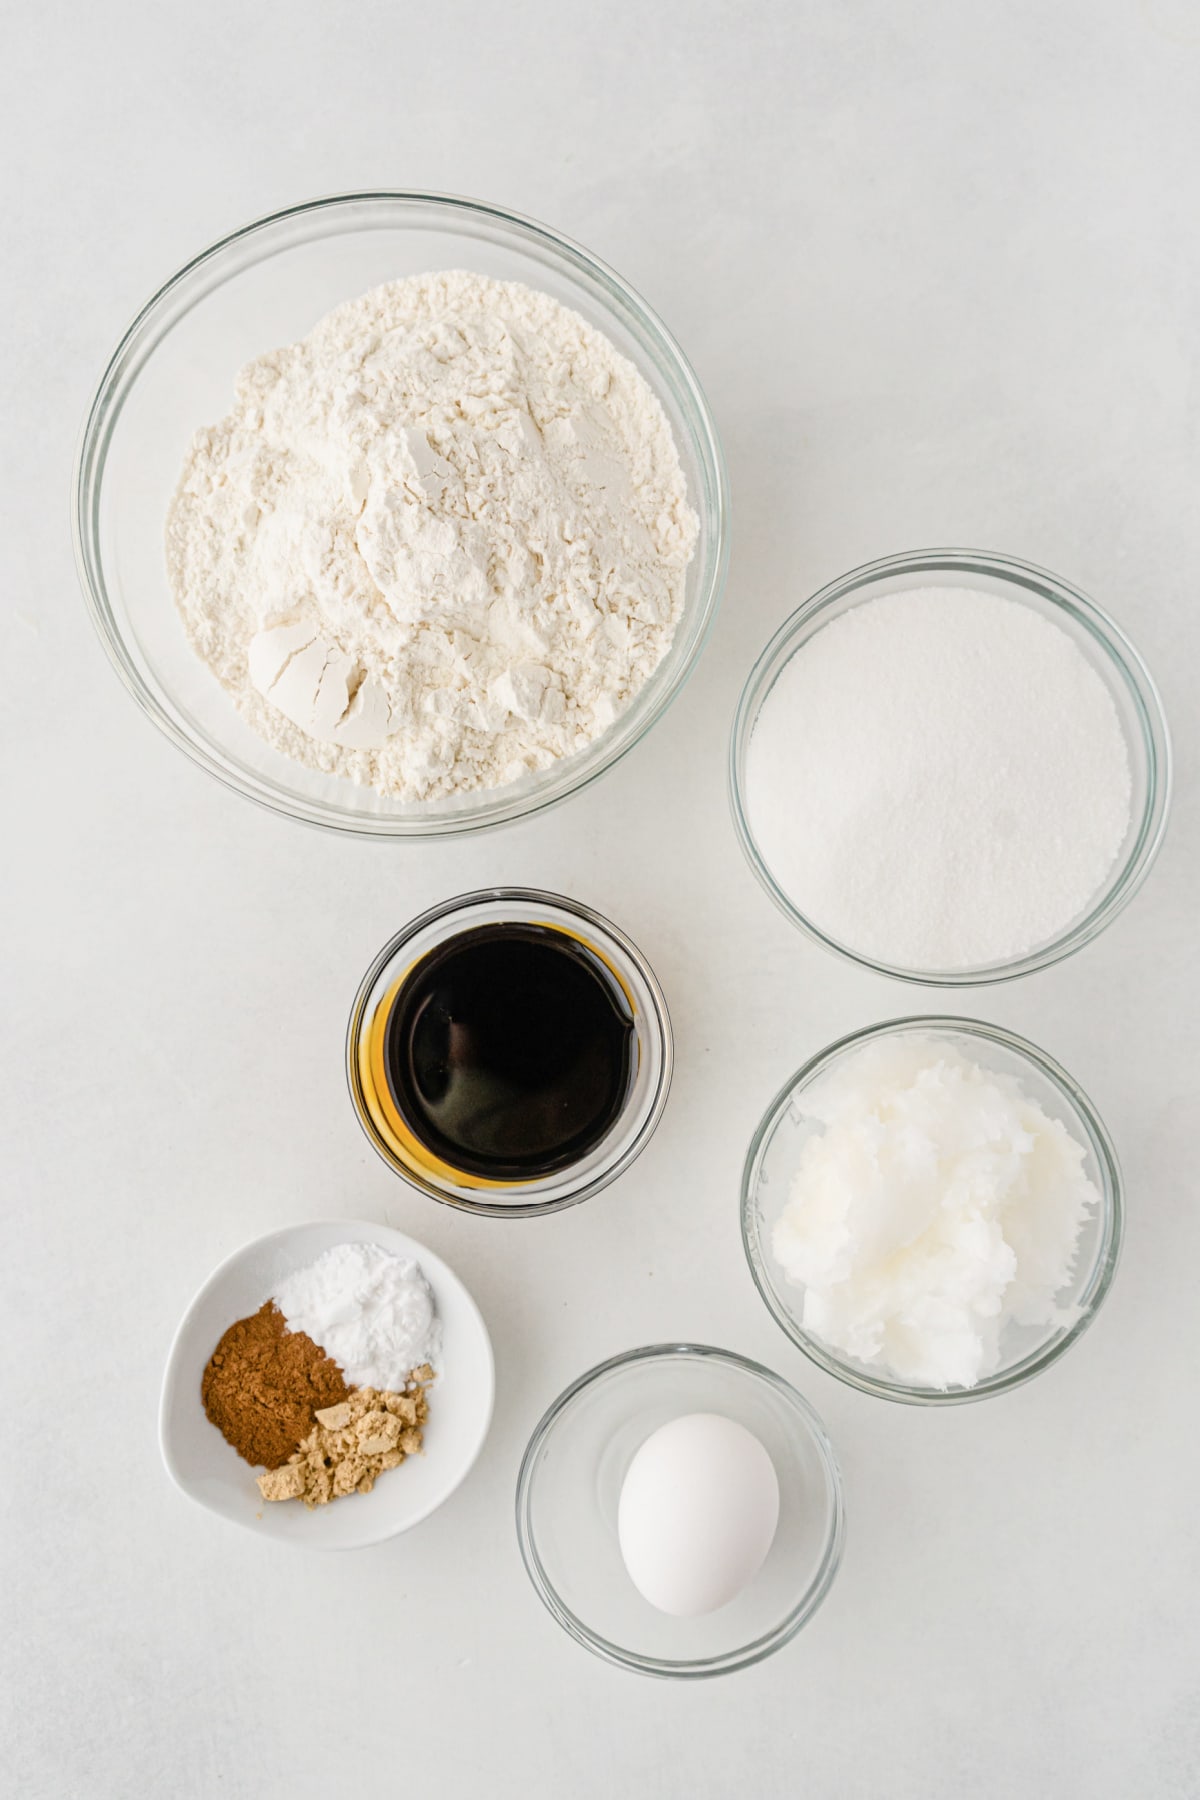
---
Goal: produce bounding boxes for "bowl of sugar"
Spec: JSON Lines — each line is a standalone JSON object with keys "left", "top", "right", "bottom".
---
{"left": 741, "top": 1017, "right": 1123, "bottom": 1404}
{"left": 730, "top": 547, "right": 1171, "bottom": 984}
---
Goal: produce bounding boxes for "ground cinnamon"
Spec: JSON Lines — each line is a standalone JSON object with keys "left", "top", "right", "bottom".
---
{"left": 201, "top": 1301, "right": 350, "bottom": 1469}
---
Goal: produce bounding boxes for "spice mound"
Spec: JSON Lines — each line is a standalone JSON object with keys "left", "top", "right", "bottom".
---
{"left": 200, "top": 1243, "right": 440, "bottom": 1510}
{"left": 273, "top": 1241, "right": 439, "bottom": 1389}
{"left": 202, "top": 1301, "right": 350, "bottom": 1470}
{"left": 257, "top": 1374, "right": 432, "bottom": 1509}
{"left": 770, "top": 1034, "right": 1100, "bottom": 1389}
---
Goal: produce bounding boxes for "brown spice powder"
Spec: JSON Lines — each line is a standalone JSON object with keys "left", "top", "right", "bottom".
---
{"left": 201, "top": 1301, "right": 350, "bottom": 1469}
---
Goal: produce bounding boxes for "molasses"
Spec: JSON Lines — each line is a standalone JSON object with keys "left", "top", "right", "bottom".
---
{"left": 383, "top": 922, "right": 636, "bottom": 1181}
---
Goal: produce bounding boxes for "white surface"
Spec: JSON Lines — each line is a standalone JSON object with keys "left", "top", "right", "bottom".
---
{"left": 3, "top": 1, "right": 1198, "bottom": 1794}
{"left": 160, "top": 1221, "right": 491, "bottom": 1549}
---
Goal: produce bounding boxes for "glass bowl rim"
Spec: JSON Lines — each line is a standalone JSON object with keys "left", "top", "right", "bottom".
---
{"left": 513, "top": 1341, "right": 846, "bottom": 1678}
{"left": 728, "top": 545, "right": 1172, "bottom": 985}
{"left": 73, "top": 187, "right": 730, "bottom": 839}
{"left": 345, "top": 886, "right": 673, "bottom": 1218}
{"left": 740, "top": 1014, "right": 1124, "bottom": 1406}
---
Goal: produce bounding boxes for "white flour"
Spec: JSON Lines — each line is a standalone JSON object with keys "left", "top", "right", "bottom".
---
{"left": 166, "top": 272, "right": 697, "bottom": 800}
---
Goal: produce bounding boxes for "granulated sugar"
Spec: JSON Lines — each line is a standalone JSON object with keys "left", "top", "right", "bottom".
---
{"left": 744, "top": 586, "right": 1133, "bottom": 970}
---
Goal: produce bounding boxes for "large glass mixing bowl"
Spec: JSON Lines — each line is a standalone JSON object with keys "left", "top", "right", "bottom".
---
{"left": 74, "top": 192, "right": 729, "bottom": 836}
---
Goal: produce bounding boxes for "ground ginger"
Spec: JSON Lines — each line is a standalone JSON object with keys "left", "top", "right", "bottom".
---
{"left": 257, "top": 1371, "right": 433, "bottom": 1508}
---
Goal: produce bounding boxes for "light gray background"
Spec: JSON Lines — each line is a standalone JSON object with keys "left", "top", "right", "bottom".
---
{"left": 4, "top": 2, "right": 1197, "bottom": 1795}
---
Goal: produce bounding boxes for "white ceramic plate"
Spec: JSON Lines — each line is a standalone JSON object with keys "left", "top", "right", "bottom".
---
{"left": 159, "top": 1220, "right": 494, "bottom": 1549}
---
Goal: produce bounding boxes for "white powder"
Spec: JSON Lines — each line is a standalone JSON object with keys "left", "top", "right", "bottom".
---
{"left": 166, "top": 271, "right": 697, "bottom": 800}
{"left": 273, "top": 1243, "right": 440, "bottom": 1390}
{"left": 745, "top": 586, "right": 1133, "bottom": 970}
{"left": 770, "top": 1036, "right": 1099, "bottom": 1389}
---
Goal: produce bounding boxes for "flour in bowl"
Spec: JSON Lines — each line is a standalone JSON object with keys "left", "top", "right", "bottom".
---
{"left": 166, "top": 272, "right": 697, "bottom": 800}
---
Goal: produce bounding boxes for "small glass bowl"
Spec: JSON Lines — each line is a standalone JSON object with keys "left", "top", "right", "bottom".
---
{"left": 515, "top": 1344, "right": 845, "bottom": 1678}
{"left": 347, "top": 889, "right": 672, "bottom": 1218}
{"left": 729, "top": 547, "right": 1172, "bottom": 984}
{"left": 74, "top": 191, "right": 729, "bottom": 837}
{"left": 742, "top": 1017, "right": 1123, "bottom": 1405}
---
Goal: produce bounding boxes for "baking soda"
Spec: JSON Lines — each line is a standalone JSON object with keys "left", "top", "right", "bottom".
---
{"left": 273, "top": 1243, "right": 440, "bottom": 1390}
{"left": 744, "top": 585, "right": 1133, "bottom": 970}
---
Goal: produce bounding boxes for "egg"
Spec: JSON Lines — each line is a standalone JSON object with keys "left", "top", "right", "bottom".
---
{"left": 616, "top": 1413, "right": 780, "bottom": 1617}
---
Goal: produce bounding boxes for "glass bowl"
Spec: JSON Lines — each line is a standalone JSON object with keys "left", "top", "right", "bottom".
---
{"left": 729, "top": 547, "right": 1171, "bottom": 984}
{"left": 74, "top": 191, "right": 729, "bottom": 837}
{"left": 742, "top": 1017, "right": 1123, "bottom": 1405}
{"left": 514, "top": 1344, "right": 845, "bottom": 1678}
{"left": 347, "top": 889, "right": 672, "bottom": 1217}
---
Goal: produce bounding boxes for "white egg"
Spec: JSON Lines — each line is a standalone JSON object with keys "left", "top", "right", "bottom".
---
{"left": 616, "top": 1413, "right": 781, "bottom": 1618}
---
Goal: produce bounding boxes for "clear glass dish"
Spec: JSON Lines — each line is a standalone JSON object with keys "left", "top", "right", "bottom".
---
{"left": 514, "top": 1344, "right": 845, "bottom": 1678}
{"left": 742, "top": 1017, "right": 1123, "bottom": 1405}
{"left": 74, "top": 191, "right": 729, "bottom": 837}
{"left": 729, "top": 548, "right": 1171, "bottom": 984}
{"left": 347, "top": 889, "right": 672, "bottom": 1218}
